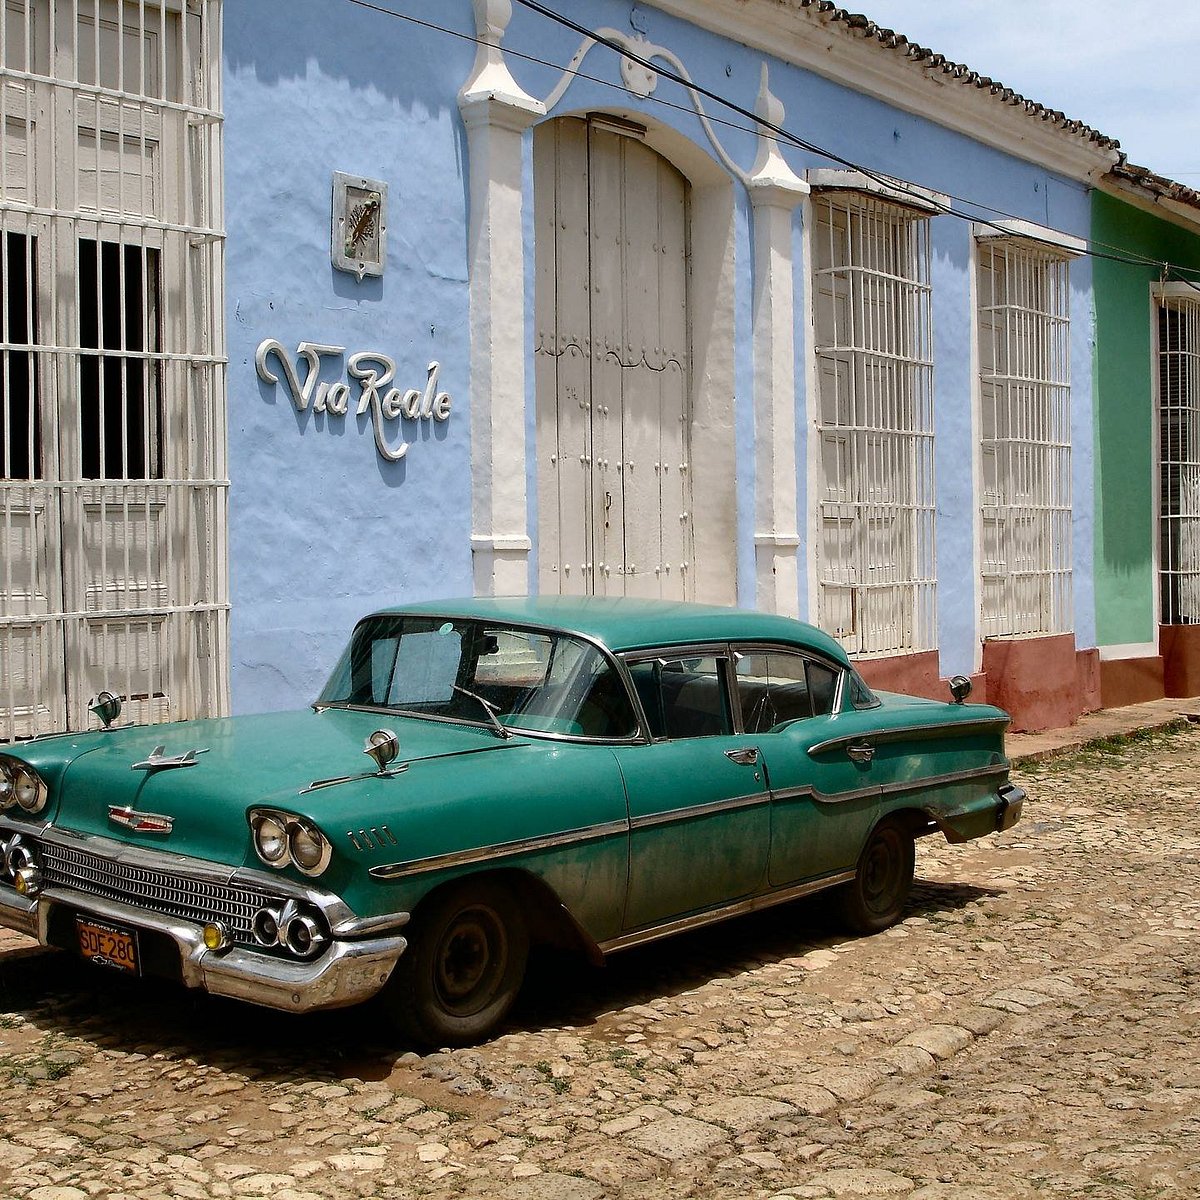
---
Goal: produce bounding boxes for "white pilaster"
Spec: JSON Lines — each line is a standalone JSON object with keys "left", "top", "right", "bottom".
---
{"left": 458, "top": 0, "right": 545, "bottom": 595}
{"left": 747, "top": 65, "right": 807, "bottom": 618}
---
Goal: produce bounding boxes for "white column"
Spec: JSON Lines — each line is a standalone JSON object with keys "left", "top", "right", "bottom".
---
{"left": 458, "top": 0, "right": 545, "bottom": 595}
{"left": 747, "top": 66, "right": 807, "bottom": 618}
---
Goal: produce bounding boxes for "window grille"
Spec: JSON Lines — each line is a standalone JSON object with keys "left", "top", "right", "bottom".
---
{"left": 1, "top": 0, "right": 228, "bottom": 741}
{"left": 1159, "top": 295, "right": 1200, "bottom": 624}
{"left": 976, "top": 238, "right": 1072, "bottom": 638}
{"left": 812, "top": 191, "right": 936, "bottom": 656}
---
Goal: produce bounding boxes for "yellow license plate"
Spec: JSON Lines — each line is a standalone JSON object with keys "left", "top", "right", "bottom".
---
{"left": 76, "top": 917, "right": 140, "bottom": 975}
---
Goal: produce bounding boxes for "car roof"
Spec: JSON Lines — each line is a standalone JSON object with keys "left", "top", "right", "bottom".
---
{"left": 372, "top": 596, "right": 852, "bottom": 663}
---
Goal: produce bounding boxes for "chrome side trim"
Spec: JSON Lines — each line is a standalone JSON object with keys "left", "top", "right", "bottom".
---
{"left": 367, "top": 764, "right": 1009, "bottom": 881}
{"left": 369, "top": 818, "right": 629, "bottom": 881}
{"left": 332, "top": 910, "right": 412, "bottom": 938}
{"left": 628, "top": 790, "right": 768, "bottom": 831}
{"left": 772, "top": 763, "right": 1009, "bottom": 808}
{"left": 598, "top": 870, "right": 857, "bottom": 954}
{"left": 807, "top": 717, "right": 1009, "bottom": 756}
{"left": 772, "top": 782, "right": 880, "bottom": 806}
{"left": 882, "top": 763, "right": 1009, "bottom": 799}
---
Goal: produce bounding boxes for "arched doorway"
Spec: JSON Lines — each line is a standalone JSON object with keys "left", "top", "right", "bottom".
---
{"left": 534, "top": 115, "right": 692, "bottom": 599}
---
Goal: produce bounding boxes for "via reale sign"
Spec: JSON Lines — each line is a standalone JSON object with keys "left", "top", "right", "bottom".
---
{"left": 255, "top": 339, "right": 452, "bottom": 462}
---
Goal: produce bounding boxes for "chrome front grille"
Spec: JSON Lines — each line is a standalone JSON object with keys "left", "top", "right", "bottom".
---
{"left": 41, "top": 842, "right": 276, "bottom": 941}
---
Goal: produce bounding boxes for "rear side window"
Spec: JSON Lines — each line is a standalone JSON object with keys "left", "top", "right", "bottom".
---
{"left": 626, "top": 655, "right": 732, "bottom": 740}
{"left": 735, "top": 652, "right": 841, "bottom": 732}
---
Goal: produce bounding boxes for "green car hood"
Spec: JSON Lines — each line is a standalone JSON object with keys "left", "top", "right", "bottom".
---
{"left": 19, "top": 709, "right": 525, "bottom": 868}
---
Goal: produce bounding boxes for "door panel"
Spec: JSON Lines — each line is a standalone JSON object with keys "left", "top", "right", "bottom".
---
{"left": 758, "top": 714, "right": 882, "bottom": 888}
{"left": 731, "top": 651, "right": 878, "bottom": 888}
{"left": 533, "top": 116, "right": 692, "bottom": 600}
{"left": 616, "top": 736, "right": 768, "bottom": 929}
{"left": 617, "top": 651, "right": 768, "bottom": 928}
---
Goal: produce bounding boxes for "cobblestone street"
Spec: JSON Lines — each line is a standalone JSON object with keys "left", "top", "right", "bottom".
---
{"left": 0, "top": 725, "right": 1196, "bottom": 1200}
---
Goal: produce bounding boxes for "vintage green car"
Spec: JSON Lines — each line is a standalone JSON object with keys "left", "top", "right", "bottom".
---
{"left": 0, "top": 597, "right": 1023, "bottom": 1045}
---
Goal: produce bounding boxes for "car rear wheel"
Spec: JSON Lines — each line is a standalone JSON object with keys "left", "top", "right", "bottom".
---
{"left": 384, "top": 879, "right": 529, "bottom": 1047}
{"left": 837, "top": 817, "right": 915, "bottom": 934}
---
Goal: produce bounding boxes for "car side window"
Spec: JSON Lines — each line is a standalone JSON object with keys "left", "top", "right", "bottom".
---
{"left": 736, "top": 652, "right": 841, "bottom": 732}
{"left": 626, "top": 655, "right": 732, "bottom": 740}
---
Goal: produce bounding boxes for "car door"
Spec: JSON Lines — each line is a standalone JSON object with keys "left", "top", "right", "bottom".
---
{"left": 612, "top": 648, "right": 769, "bottom": 932}
{"left": 733, "top": 648, "right": 883, "bottom": 888}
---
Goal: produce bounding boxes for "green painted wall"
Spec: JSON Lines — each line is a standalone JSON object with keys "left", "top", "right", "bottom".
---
{"left": 1092, "top": 191, "right": 1200, "bottom": 646}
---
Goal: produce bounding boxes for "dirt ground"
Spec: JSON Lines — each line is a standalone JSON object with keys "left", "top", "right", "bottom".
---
{"left": 0, "top": 725, "right": 1196, "bottom": 1199}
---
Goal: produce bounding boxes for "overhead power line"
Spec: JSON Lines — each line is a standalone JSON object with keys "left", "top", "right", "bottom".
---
{"left": 344, "top": 0, "right": 1200, "bottom": 282}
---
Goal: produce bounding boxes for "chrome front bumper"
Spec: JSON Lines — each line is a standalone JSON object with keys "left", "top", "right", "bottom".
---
{"left": 0, "top": 883, "right": 409, "bottom": 1013}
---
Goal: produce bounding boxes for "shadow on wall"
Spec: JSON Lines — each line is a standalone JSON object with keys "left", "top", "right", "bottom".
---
{"left": 222, "top": 0, "right": 476, "bottom": 242}
{"left": 222, "top": 0, "right": 472, "bottom": 111}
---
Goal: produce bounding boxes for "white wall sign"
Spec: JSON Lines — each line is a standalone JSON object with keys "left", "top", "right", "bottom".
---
{"left": 255, "top": 339, "right": 452, "bottom": 462}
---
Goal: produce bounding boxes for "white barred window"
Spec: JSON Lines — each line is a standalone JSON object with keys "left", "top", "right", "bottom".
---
{"left": 976, "top": 236, "right": 1073, "bottom": 638}
{"left": 1, "top": 0, "right": 228, "bottom": 741}
{"left": 812, "top": 190, "right": 936, "bottom": 657}
{"left": 1159, "top": 292, "right": 1200, "bottom": 624}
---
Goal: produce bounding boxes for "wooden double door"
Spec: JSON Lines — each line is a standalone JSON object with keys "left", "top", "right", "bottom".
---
{"left": 534, "top": 116, "right": 693, "bottom": 600}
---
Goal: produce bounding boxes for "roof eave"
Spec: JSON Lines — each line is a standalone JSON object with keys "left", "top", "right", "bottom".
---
{"left": 645, "top": 0, "right": 1121, "bottom": 183}
{"left": 1098, "top": 161, "right": 1200, "bottom": 237}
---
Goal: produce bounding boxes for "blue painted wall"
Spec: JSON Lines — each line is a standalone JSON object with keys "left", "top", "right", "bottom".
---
{"left": 222, "top": 2, "right": 476, "bottom": 711}
{"left": 222, "top": 0, "right": 1097, "bottom": 710}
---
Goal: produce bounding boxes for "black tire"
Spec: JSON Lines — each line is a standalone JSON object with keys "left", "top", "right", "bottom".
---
{"left": 837, "top": 817, "right": 915, "bottom": 934}
{"left": 383, "top": 878, "right": 529, "bottom": 1048}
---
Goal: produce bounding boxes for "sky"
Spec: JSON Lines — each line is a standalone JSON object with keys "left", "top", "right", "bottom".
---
{"left": 850, "top": 0, "right": 1200, "bottom": 183}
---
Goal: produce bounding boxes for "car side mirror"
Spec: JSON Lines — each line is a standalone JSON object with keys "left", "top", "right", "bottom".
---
{"left": 89, "top": 690, "right": 123, "bottom": 729}
{"left": 364, "top": 729, "right": 400, "bottom": 771}
{"left": 948, "top": 675, "right": 972, "bottom": 705}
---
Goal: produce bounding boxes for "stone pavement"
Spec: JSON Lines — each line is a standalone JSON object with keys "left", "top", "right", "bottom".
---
{"left": 1006, "top": 694, "right": 1200, "bottom": 764}
{"left": 0, "top": 709, "right": 1197, "bottom": 1199}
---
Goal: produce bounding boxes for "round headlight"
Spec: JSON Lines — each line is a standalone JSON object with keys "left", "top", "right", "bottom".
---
{"left": 288, "top": 820, "right": 330, "bottom": 875}
{"left": 252, "top": 906, "right": 282, "bottom": 947}
{"left": 284, "top": 912, "right": 326, "bottom": 958}
{"left": 0, "top": 764, "right": 14, "bottom": 809}
{"left": 13, "top": 767, "right": 45, "bottom": 813}
{"left": 251, "top": 813, "right": 289, "bottom": 865}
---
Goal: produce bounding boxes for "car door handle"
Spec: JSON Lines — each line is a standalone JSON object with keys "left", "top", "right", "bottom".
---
{"left": 846, "top": 741, "right": 875, "bottom": 764}
{"left": 724, "top": 747, "right": 759, "bottom": 766}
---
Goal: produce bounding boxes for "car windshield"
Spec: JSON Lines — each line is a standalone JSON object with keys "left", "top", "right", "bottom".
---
{"left": 318, "top": 615, "right": 639, "bottom": 740}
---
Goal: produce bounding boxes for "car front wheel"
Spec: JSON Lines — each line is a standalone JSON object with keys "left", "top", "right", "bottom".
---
{"left": 384, "top": 879, "right": 529, "bottom": 1047}
{"left": 837, "top": 817, "right": 915, "bottom": 934}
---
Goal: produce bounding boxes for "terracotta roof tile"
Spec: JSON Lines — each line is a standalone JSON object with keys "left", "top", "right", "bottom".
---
{"left": 787, "top": 0, "right": 1121, "bottom": 151}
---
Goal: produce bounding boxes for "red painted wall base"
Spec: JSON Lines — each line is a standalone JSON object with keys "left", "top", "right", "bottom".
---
{"left": 854, "top": 649, "right": 944, "bottom": 702}
{"left": 1161, "top": 624, "right": 1200, "bottom": 698}
{"left": 980, "top": 633, "right": 1087, "bottom": 733}
{"left": 1100, "top": 654, "right": 1165, "bottom": 708}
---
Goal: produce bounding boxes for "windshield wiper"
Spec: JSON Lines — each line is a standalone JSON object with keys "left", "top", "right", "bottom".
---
{"left": 452, "top": 684, "right": 513, "bottom": 739}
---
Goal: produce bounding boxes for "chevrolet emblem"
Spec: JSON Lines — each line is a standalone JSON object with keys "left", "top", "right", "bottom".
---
{"left": 108, "top": 805, "right": 174, "bottom": 834}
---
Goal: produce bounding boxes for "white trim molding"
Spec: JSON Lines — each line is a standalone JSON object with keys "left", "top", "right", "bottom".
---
{"left": 748, "top": 66, "right": 806, "bottom": 618}
{"left": 459, "top": 0, "right": 546, "bottom": 596}
{"left": 973, "top": 218, "right": 1086, "bottom": 257}
{"left": 806, "top": 168, "right": 948, "bottom": 215}
{"left": 1099, "top": 642, "right": 1160, "bottom": 662}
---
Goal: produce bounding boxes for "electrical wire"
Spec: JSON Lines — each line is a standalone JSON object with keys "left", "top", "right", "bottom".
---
{"left": 344, "top": 0, "right": 1200, "bottom": 282}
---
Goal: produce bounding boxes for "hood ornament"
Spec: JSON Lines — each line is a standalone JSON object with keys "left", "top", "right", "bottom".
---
{"left": 131, "top": 746, "right": 210, "bottom": 772}
{"left": 108, "top": 805, "right": 174, "bottom": 834}
{"left": 89, "top": 691, "right": 123, "bottom": 729}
